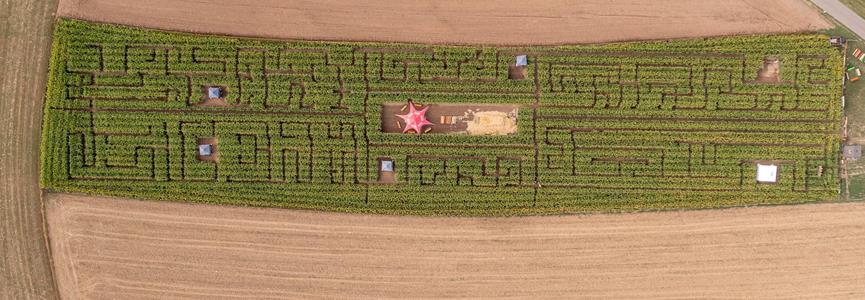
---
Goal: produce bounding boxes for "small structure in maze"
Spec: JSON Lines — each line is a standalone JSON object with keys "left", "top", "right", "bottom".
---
{"left": 515, "top": 55, "right": 527, "bottom": 66}
{"left": 207, "top": 87, "right": 222, "bottom": 99}
{"left": 199, "top": 144, "right": 212, "bottom": 156}
{"left": 197, "top": 85, "right": 229, "bottom": 107}
{"left": 377, "top": 157, "right": 396, "bottom": 183}
{"left": 508, "top": 54, "right": 528, "bottom": 80}
{"left": 756, "top": 163, "right": 779, "bottom": 183}
{"left": 196, "top": 137, "right": 219, "bottom": 163}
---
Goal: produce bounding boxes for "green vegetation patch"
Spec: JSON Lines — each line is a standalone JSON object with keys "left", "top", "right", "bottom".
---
{"left": 41, "top": 19, "right": 844, "bottom": 216}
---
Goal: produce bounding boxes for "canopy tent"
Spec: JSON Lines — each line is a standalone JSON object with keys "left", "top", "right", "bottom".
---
{"left": 756, "top": 164, "right": 778, "bottom": 183}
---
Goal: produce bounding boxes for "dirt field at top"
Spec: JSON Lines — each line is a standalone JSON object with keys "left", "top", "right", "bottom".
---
{"left": 56, "top": 0, "right": 831, "bottom": 45}
{"left": 47, "top": 192, "right": 865, "bottom": 299}
{"left": 0, "top": 0, "right": 60, "bottom": 299}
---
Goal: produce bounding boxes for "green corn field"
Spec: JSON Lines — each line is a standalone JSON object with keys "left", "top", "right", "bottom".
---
{"left": 40, "top": 19, "right": 844, "bottom": 216}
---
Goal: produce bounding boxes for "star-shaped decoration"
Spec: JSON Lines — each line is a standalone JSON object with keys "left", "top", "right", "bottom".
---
{"left": 395, "top": 99, "right": 432, "bottom": 134}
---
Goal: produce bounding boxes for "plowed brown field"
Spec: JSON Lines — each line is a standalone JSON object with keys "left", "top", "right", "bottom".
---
{"left": 47, "top": 193, "right": 865, "bottom": 299}
{"left": 56, "top": 0, "right": 830, "bottom": 45}
{"left": 1, "top": 0, "right": 60, "bottom": 299}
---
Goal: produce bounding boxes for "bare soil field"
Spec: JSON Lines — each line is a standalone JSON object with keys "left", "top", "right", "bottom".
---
{"left": 0, "top": 0, "right": 60, "bottom": 299}
{"left": 56, "top": 0, "right": 830, "bottom": 45}
{"left": 47, "top": 193, "right": 865, "bottom": 299}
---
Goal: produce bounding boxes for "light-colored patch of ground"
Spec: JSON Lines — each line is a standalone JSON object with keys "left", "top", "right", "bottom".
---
{"left": 464, "top": 110, "right": 518, "bottom": 135}
{"left": 0, "top": 0, "right": 60, "bottom": 299}
{"left": 56, "top": 0, "right": 830, "bottom": 45}
{"left": 47, "top": 193, "right": 865, "bottom": 299}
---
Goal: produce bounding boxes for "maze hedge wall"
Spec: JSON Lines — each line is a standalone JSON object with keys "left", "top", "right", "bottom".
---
{"left": 41, "top": 19, "right": 844, "bottom": 216}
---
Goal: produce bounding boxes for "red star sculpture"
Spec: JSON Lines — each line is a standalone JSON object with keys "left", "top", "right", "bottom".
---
{"left": 395, "top": 99, "right": 432, "bottom": 134}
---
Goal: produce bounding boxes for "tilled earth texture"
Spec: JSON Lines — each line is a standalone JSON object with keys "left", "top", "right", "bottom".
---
{"left": 56, "top": 0, "right": 830, "bottom": 45}
{"left": 0, "top": 0, "right": 60, "bottom": 299}
{"left": 47, "top": 193, "right": 865, "bottom": 299}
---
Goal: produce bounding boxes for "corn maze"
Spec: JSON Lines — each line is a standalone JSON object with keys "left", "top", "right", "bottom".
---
{"left": 40, "top": 19, "right": 844, "bottom": 215}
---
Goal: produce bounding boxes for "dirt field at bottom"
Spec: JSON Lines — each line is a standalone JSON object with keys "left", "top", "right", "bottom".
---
{"left": 56, "top": 0, "right": 829, "bottom": 45}
{"left": 47, "top": 193, "right": 865, "bottom": 299}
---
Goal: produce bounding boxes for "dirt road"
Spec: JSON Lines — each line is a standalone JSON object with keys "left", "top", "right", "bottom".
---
{"left": 0, "top": 0, "right": 60, "bottom": 299}
{"left": 56, "top": 0, "right": 830, "bottom": 45}
{"left": 47, "top": 193, "right": 865, "bottom": 299}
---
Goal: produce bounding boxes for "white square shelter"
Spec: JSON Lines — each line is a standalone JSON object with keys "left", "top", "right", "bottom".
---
{"left": 756, "top": 164, "right": 778, "bottom": 183}
{"left": 380, "top": 159, "right": 394, "bottom": 172}
{"left": 198, "top": 144, "right": 213, "bottom": 156}
{"left": 207, "top": 87, "right": 222, "bottom": 99}
{"left": 515, "top": 55, "right": 528, "bottom": 67}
